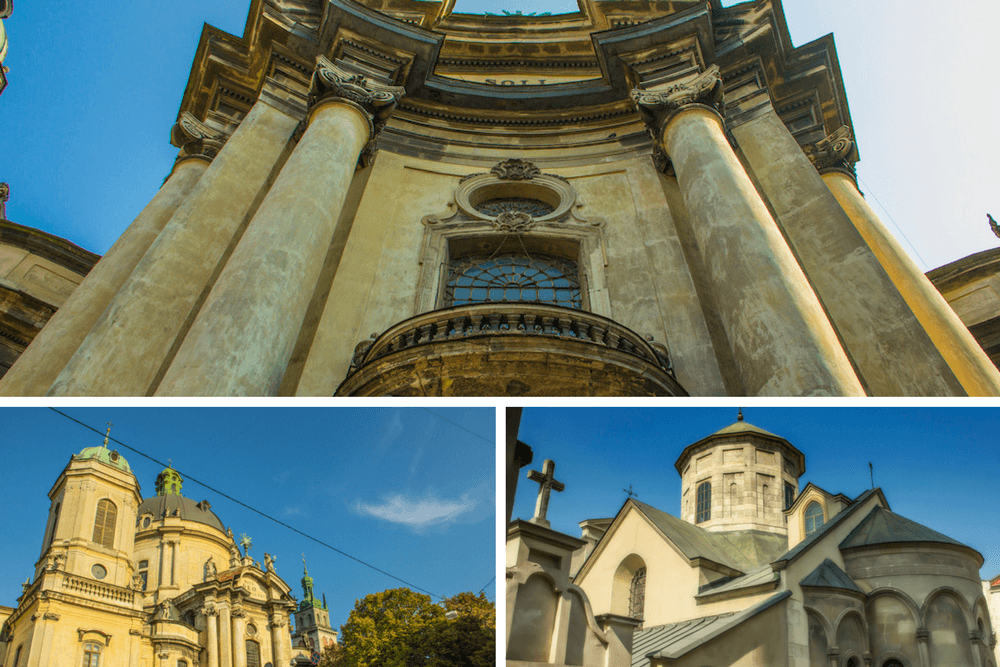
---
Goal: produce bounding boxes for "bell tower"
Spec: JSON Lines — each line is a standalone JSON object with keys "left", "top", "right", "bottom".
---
{"left": 38, "top": 424, "right": 142, "bottom": 588}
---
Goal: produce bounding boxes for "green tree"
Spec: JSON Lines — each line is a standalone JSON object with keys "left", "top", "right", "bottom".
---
{"left": 338, "top": 588, "right": 445, "bottom": 667}
{"left": 337, "top": 589, "right": 495, "bottom": 667}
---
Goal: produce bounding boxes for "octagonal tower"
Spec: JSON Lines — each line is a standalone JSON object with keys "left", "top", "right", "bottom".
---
{"left": 675, "top": 412, "right": 804, "bottom": 535}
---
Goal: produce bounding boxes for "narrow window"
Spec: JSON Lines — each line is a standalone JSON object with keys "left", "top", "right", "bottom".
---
{"left": 13, "top": 645, "right": 23, "bottom": 667}
{"left": 246, "top": 640, "right": 261, "bottom": 667}
{"left": 729, "top": 483, "right": 737, "bottom": 518}
{"left": 762, "top": 484, "right": 769, "bottom": 515}
{"left": 804, "top": 501, "right": 824, "bottom": 536}
{"left": 47, "top": 502, "right": 61, "bottom": 549}
{"left": 784, "top": 482, "right": 794, "bottom": 510}
{"left": 696, "top": 482, "right": 711, "bottom": 523}
{"left": 628, "top": 567, "right": 646, "bottom": 622}
{"left": 82, "top": 642, "right": 102, "bottom": 667}
{"left": 92, "top": 499, "right": 118, "bottom": 549}
{"left": 177, "top": 661, "right": 188, "bottom": 667}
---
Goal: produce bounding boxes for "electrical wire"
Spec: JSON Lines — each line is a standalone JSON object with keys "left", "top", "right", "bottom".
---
{"left": 48, "top": 408, "right": 447, "bottom": 599}
{"left": 419, "top": 408, "right": 494, "bottom": 445}
{"left": 857, "top": 175, "right": 929, "bottom": 269}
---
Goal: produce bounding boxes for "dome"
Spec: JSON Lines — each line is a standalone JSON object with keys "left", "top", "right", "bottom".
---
{"left": 137, "top": 494, "right": 225, "bottom": 532}
{"left": 76, "top": 446, "right": 131, "bottom": 473}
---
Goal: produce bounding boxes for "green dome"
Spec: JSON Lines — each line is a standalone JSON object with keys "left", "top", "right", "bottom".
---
{"left": 76, "top": 446, "right": 131, "bottom": 473}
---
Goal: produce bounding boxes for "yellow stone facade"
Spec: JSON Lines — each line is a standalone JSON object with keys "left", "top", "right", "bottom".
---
{"left": 1, "top": 440, "right": 299, "bottom": 667}
{"left": 1, "top": 0, "right": 997, "bottom": 396}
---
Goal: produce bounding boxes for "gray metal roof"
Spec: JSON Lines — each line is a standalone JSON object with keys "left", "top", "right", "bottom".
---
{"left": 634, "top": 590, "right": 792, "bottom": 665}
{"left": 696, "top": 564, "right": 779, "bottom": 599}
{"left": 710, "top": 420, "right": 782, "bottom": 439}
{"left": 799, "top": 559, "right": 862, "bottom": 593}
{"left": 137, "top": 494, "right": 226, "bottom": 532}
{"left": 839, "top": 506, "right": 970, "bottom": 550}
{"left": 630, "top": 501, "right": 788, "bottom": 572}
{"left": 775, "top": 488, "right": 881, "bottom": 565}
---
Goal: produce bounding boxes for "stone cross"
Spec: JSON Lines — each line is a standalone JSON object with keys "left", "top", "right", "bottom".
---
{"left": 526, "top": 459, "right": 564, "bottom": 527}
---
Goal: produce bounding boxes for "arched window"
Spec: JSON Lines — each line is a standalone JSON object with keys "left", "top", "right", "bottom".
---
{"left": 246, "top": 640, "right": 261, "bottom": 667}
{"left": 804, "top": 502, "right": 824, "bottom": 537}
{"left": 881, "top": 661, "right": 904, "bottom": 667}
{"left": 784, "top": 482, "right": 795, "bottom": 510}
{"left": 445, "top": 254, "right": 582, "bottom": 309}
{"left": 92, "top": 499, "right": 117, "bottom": 549}
{"left": 696, "top": 482, "right": 711, "bottom": 523}
{"left": 177, "top": 661, "right": 188, "bottom": 667}
{"left": 628, "top": 567, "right": 646, "bottom": 622}
{"left": 82, "top": 642, "right": 102, "bottom": 667}
{"left": 845, "top": 659, "right": 860, "bottom": 667}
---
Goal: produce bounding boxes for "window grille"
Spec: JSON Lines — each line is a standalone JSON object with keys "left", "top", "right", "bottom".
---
{"left": 474, "top": 197, "right": 554, "bottom": 217}
{"left": 628, "top": 567, "right": 646, "bottom": 623}
{"left": 445, "top": 254, "right": 581, "bottom": 309}
{"left": 246, "top": 640, "right": 261, "bottom": 667}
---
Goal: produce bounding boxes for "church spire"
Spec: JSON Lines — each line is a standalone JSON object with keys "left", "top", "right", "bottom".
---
{"left": 737, "top": 408, "right": 744, "bottom": 422}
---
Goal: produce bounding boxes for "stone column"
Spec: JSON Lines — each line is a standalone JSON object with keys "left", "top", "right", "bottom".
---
{"left": 732, "top": 116, "right": 964, "bottom": 396}
{"left": 916, "top": 627, "right": 930, "bottom": 667}
{"left": 219, "top": 601, "right": 233, "bottom": 667}
{"left": 270, "top": 611, "right": 291, "bottom": 666}
{"left": 632, "top": 67, "right": 864, "bottom": 396}
{"left": 0, "top": 114, "right": 219, "bottom": 397}
{"left": 204, "top": 604, "right": 220, "bottom": 667}
{"left": 232, "top": 605, "right": 247, "bottom": 667}
{"left": 155, "top": 56, "right": 404, "bottom": 396}
{"left": 823, "top": 168, "right": 1000, "bottom": 396}
{"left": 47, "top": 99, "right": 300, "bottom": 396}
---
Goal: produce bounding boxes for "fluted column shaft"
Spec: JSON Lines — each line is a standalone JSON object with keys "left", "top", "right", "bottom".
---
{"left": 0, "top": 156, "right": 208, "bottom": 396}
{"left": 155, "top": 98, "right": 374, "bottom": 395}
{"left": 270, "top": 612, "right": 291, "bottom": 666}
{"left": 635, "top": 70, "right": 864, "bottom": 396}
{"left": 219, "top": 603, "right": 232, "bottom": 667}
{"left": 47, "top": 100, "right": 299, "bottom": 396}
{"left": 824, "top": 170, "right": 1000, "bottom": 395}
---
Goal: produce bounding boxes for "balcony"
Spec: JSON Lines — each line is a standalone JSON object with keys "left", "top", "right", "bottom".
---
{"left": 335, "top": 303, "right": 687, "bottom": 396}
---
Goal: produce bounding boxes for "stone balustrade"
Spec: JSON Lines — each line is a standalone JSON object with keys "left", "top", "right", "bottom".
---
{"left": 348, "top": 303, "right": 674, "bottom": 377}
{"left": 62, "top": 574, "right": 134, "bottom": 604}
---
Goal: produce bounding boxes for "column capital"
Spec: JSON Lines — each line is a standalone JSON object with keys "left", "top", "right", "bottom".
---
{"left": 170, "top": 112, "right": 226, "bottom": 163}
{"left": 804, "top": 125, "right": 856, "bottom": 179}
{"left": 308, "top": 55, "right": 406, "bottom": 167}
{"left": 915, "top": 627, "right": 929, "bottom": 642}
{"left": 631, "top": 65, "right": 725, "bottom": 136}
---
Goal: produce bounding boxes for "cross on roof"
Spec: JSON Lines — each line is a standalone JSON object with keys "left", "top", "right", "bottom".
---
{"left": 526, "top": 459, "right": 564, "bottom": 528}
{"left": 103, "top": 421, "right": 114, "bottom": 447}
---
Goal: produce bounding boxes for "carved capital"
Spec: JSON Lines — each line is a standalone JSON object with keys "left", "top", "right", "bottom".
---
{"left": 268, "top": 614, "right": 287, "bottom": 629}
{"left": 43, "top": 612, "right": 60, "bottom": 621}
{"left": 804, "top": 125, "right": 856, "bottom": 177}
{"left": 201, "top": 603, "right": 218, "bottom": 618}
{"left": 170, "top": 112, "right": 226, "bottom": 162}
{"left": 231, "top": 604, "right": 246, "bottom": 618}
{"left": 631, "top": 65, "right": 725, "bottom": 135}
{"left": 310, "top": 56, "right": 404, "bottom": 129}
{"left": 915, "top": 627, "right": 929, "bottom": 642}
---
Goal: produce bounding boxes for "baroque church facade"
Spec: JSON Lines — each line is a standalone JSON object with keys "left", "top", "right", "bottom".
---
{"left": 1, "top": 0, "right": 999, "bottom": 396}
{"left": 506, "top": 408, "right": 998, "bottom": 667}
{"left": 0, "top": 436, "right": 336, "bottom": 667}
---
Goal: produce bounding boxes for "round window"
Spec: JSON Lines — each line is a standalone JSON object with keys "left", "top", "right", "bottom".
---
{"left": 92, "top": 564, "right": 107, "bottom": 580}
{"left": 142, "top": 516, "right": 151, "bottom": 529}
{"left": 247, "top": 623, "right": 257, "bottom": 636}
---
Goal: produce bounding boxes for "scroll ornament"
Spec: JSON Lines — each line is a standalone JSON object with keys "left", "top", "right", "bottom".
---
{"left": 170, "top": 112, "right": 226, "bottom": 161}
{"left": 804, "top": 125, "right": 856, "bottom": 176}
{"left": 630, "top": 64, "right": 726, "bottom": 132}
{"left": 310, "top": 55, "right": 405, "bottom": 134}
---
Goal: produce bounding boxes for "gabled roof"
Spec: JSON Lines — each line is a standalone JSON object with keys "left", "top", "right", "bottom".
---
{"left": 840, "top": 506, "right": 976, "bottom": 554}
{"left": 799, "top": 559, "right": 862, "bottom": 593}
{"left": 695, "top": 564, "right": 779, "bottom": 601}
{"left": 772, "top": 487, "right": 887, "bottom": 569}
{"left": 784, "top": 481, "right": 853, "bottom": 515}
{"left": 630, "top": 500, "right": 748, "bottom": 571}
{"left": 635, "top": 590, "right": 792, "bottom": 665}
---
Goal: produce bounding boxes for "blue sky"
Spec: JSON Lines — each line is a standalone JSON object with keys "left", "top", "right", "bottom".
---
{"left": 0, "top": 407, "right": 495, "bottom": 628}
{"left": 1, "top": 0, "right": 997, "bottom": 270}
{"left": 513, "top": 407, "right": 1000, "bottom": 577}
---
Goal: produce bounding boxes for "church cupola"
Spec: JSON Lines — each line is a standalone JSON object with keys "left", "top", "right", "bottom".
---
{"left": 674, "top": 411, "right": 805, "bottom": 536}
{"left": 37, "top": 423, "right": 142, "bottom": 587}
{"left": 294, "top": 557, "right": 337, "bottom": 651}
{"left": 300, "top": 558, "right": 324, "bottom": 610}
{"left": 155, "top": 465, "right": 183, "bottom": 496}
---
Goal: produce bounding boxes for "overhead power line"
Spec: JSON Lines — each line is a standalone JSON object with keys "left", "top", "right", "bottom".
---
{"left": 49, "top": 408, "right": 446, "bottom": 599}
{"left": 420, "top": 407, "right": 494, "bottom": 445}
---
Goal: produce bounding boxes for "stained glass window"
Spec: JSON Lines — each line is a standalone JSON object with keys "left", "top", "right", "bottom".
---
{"left": 445, "top": 255, "right": 581, "bottom": 309}
{"left": 696, "top": 482, "right": 711, "bottom": 523}
{"left": 804, "top": 501, "right": 824, "bottom": 536}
